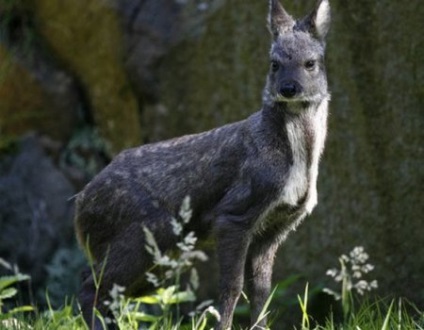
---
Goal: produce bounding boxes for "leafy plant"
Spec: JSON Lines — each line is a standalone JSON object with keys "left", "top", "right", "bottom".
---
{"left": 35, "top": 296, "right": 86, "bottom": 330}
{"left": 0, "top": 258, "right": 33, "bottom": 323}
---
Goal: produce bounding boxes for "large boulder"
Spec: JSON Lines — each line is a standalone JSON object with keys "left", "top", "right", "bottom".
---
{"left": 32, "top": 0, "right": 142, "bottom": 154}
{"left": 0, "top": 44, "right": 79, "bottom": 147}
{"left": 0, "top": 0, "right": 142, "bottom": 154}
{"left": 0, "top": 135, "right": 78, "bottom": 300}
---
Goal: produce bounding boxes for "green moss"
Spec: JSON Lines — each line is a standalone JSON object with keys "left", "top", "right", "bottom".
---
{"left": 33, "top": 0, "right": 142, "bottom": 154}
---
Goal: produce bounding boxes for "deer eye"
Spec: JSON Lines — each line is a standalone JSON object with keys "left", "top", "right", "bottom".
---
{"left": 305, "top": 60, "right": 316, "bottom": 70}
{"left": 270, "top": 60, "right": 279, "bottom": 72}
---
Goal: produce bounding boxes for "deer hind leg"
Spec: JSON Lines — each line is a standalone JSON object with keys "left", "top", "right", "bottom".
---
{"left": 79, "top": 212, "right": 177, "bottom": 329}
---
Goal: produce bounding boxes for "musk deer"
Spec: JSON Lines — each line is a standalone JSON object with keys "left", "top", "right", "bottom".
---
{"left": 75, "top": 0, "right": 331, "bottom": 328}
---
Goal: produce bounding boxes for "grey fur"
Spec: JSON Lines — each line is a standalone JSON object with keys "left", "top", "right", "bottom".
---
{"left": 75, "top": 1, "right": 331, "bottom": 329}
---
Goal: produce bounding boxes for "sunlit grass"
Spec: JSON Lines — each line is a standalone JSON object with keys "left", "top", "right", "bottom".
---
{"left": 1, "top": 229, "right": 423, "bottom": 329}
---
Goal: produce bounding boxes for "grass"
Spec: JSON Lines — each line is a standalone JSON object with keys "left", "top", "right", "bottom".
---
{"left": 294, "top": 246, "right": 424, "bottom": 330}
{"left": 297, "top": 295, "right": 424, "bottom": 330}
{"left": 1, "top": 279, "right": 423, "bottom": 330}
{"left": 1, "top": 212, "right": 423, "bottom": 330}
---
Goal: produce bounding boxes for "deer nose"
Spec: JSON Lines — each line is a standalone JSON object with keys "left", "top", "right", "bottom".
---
{"left": 280, "top": 82, "right": 298, "bottom": 98}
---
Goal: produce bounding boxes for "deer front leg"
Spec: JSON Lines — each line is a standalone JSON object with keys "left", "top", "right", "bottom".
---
{"left": 245, "top": 236, "right": 280, "bottom": 329}
{"left": 215, "top": 221, "right": 251, "bottom": 330}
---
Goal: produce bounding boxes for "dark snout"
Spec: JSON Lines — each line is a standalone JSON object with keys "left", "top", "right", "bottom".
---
{"left": 280, "top": 81, "right": 301, "bottom": 98}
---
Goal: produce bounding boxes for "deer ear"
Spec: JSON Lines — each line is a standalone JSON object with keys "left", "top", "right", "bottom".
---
{"left": 268, "top": 0, "right": 295, "bottom": 38}
{"left": 299, "top": 0, "right": 331, "bottom": 41}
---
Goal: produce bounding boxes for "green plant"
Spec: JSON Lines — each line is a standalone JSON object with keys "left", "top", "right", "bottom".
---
{"left": 297, "top": 283, "right": 311, "bottom": 330}
{"left": 1, "top": 244, "right": 424, "bottom": 330}
{"left": 326, "top": 297, "right": 424, "bottom": 330}
{"left": 323, "top": 246, "right": 378, "bottom": 320}
{"left": 0, "top": 258, "right": 33, "bottom": 324}
{"left": 291, "top": 246, "right": 424, "bottom": 330}
{"left": 295, "top": 284, "right": 424, "bottom": 330}
{"left": 34, "top": 296, "right": 86, "bottom": 330}
{"left": 96, "top": 196, "right": 220, "bottom": 330}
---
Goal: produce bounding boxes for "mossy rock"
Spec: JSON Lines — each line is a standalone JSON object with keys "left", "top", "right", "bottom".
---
{"left": 0, "top": 46, "right": 68, "bottom": 149}
{"left": 32, "top": 0, "right": 141, "bottom": 154}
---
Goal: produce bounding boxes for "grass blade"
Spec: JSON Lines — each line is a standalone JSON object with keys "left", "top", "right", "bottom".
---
{"left": 297, "top": 283, "right": 310, "bottom": 330}
{"left": 381, "top": 299, "right": 394, "bottom": 330}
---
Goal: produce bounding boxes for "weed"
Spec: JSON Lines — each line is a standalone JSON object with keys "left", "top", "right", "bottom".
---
{"left": 93, "top": 196, "right": 219, "bottom": 329}
{"left": 2, "top": 227, "right": 424, "bottom": 329}
{"left": 0, "top": 258, "right": 33, "bottom": 328}
{"left": 323, "top": 246, "right": 378, "bottom": 320}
